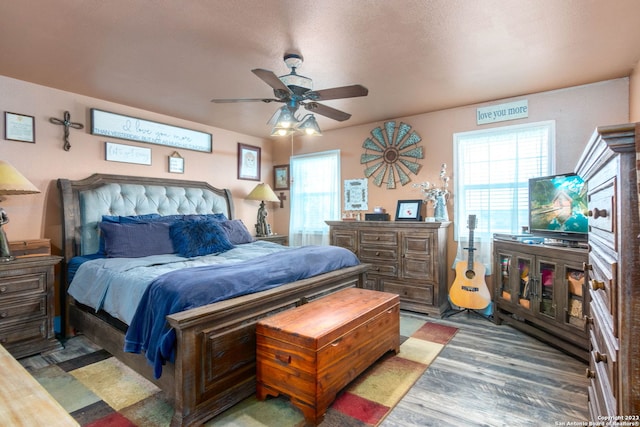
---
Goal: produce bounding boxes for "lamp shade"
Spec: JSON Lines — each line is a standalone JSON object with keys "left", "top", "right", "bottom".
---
{"left": 298, "top": 114, "right": 322, "bottom": 136}
{"left": 0, "top": 161, "right": 40, "bottom": 195}
{"left": 246, "top": 183, "right": 280, "bottom": 202}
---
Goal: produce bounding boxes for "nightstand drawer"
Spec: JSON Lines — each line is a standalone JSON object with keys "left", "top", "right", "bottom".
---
{"left": 0, "top": 272, "right": 47, "bottom": 299}
{"left": 0, "top": 295, "right": 47, "bottom": 324}
{"left": 0, "top": 318, "right": 48, "bottom": 348}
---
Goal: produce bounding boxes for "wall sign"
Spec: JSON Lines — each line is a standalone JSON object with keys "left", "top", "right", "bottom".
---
{"left": 91, "top": 109, "right": 212, "bottom": 152}
{"left": 476, "top": 100, "right": 528, "bottom": 125}
{"left": 105, "top": 141, "right": 152, "bottom": 165}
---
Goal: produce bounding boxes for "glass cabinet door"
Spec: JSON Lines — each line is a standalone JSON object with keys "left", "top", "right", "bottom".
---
{"left": 565, "top": 266, "right": 586, "bottom": 329}
{"left": 538, "top": 261, "right": 556, "bottom": 318}
{"left": 497, "top": 253, "right": 512, "bottom": 301}
{"left": 516, "top": 256, "right": 533, "bottom": 311}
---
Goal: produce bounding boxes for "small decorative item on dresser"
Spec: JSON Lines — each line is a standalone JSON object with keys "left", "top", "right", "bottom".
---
{"left": 395, "top": 199, "right": 423, "bottom": 221}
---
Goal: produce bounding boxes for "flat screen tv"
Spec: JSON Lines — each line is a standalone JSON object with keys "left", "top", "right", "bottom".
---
{"left": 528, "top": 173, "right": 588, "bottom": 242}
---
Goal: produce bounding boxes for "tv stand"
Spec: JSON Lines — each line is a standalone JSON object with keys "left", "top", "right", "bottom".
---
{"left": 493, "top": 239, "right": 588, "bottom": 361}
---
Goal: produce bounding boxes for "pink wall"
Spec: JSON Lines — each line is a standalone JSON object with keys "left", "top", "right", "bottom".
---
{"left": 630, "top": 59, "right": 640, "bottom": 122}
{"left": 0, "top": 76, "right": 273, "bottom": 255}
{"left": 1, "top": 75, "right": 631, "bottom": 290}
{"left": 272, "top": 78, "right": 630, "bottom": 285}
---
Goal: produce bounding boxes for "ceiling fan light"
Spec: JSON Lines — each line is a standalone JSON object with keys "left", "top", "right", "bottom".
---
{"left": 297, "top": 114, "right": 322, "bottom": 136}
{"left": 272, "top": 106, "right": 297, "bottom": 128}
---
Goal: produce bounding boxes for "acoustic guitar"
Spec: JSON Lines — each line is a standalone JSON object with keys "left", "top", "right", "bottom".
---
{"left": 450, "top": 215, "right": 491, "bottom": 310}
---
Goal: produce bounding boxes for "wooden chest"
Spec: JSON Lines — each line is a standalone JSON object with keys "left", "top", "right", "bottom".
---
{"left": 256, "top": 287, "right": 400, "bottom": 425}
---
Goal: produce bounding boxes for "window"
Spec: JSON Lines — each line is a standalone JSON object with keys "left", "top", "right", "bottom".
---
{"left": 289, "top": 150, "right": 341, "bottom": 246}
{"left": 453, "top": 121, "right": 555, "bottom": 271}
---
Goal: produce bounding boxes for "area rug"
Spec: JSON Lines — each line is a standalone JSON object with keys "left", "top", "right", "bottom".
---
{"left": 27, "top": 320, "right": 457, "bottom": 427}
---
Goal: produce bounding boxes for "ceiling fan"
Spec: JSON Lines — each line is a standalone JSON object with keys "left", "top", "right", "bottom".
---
{"left": 211, "top": 53, "right": 368, "bottom": 136}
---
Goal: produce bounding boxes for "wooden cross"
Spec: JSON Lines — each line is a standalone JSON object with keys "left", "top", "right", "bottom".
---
{"left": 50, "top": 111, "right": 84, "bottom": 151}
{"left": 278, "top": 192, "right": 287, "bottom": 208}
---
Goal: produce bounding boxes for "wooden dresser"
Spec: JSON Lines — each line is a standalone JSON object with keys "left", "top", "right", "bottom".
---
{"left": 326, "top": 220, "right": 450, "bottom": 315}
{"left": 0, "top": 255, "right": 62, "bottom": 358}
{"left": 574, "top": 123, "right": 639, "bottom": 419}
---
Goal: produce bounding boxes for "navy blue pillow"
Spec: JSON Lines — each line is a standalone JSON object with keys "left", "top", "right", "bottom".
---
{"left": 219, "top": 219, "right": 254, "bottom": 244}
{"left": 100, "top": 221, "right": 175, "bottom": 258}
{"left": 170, "top": 219, "right": 235, "bottom": 257}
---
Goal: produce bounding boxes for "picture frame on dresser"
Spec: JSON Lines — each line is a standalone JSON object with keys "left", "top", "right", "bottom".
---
{"left": 395, "top": 199, "right": 422, "bottom": 221}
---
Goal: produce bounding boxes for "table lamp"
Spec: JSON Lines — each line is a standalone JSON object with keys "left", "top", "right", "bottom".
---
{"left": 0, "top": 160, "right": 40, "bottom": 261}
{"left": 246, "top": 183, "right": 280, "bottom": 237}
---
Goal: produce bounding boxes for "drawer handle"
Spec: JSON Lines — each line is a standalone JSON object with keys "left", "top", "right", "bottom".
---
{"left": 595, "top": 352, "right": 608, "bottom": 363}
{"left": 331, "top": 339, "right": 342, "bottom": 347}
{"left": 0, "top": 311, "right": 7, "bottom": 318}
{"left": 0, "top": 337, "right": 6, "bottom": 343}
{"left": 583, "top": 262, "right": 592, "bottom": 271}
{"left": 587, "top": 208, "right": 607, "bottom": 219}
{"left": 591, "top": 280, "right": 605, "bottom": 291}
{"left": 0, "top": 286, "right": 6, "bottom": 293}
{"left": 275, "top": 354, "right": 291, "bottom": 364}
{"left": 585, "top": 368, "right": 596, "bottom": 379}
{"left": 375, "top": 251, "right": 380, "bottom": 256}
{"left": 375, "top": 237, "right": 380, "bottom": 241}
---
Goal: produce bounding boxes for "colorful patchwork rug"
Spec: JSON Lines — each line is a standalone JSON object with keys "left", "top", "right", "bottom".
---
{"left": 26, "top": 320, "right": 457, "bottom": 427}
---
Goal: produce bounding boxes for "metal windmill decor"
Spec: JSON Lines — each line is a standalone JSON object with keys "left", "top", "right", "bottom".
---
{"left": 360, "top": 121, "right": 423, "bottom": 188}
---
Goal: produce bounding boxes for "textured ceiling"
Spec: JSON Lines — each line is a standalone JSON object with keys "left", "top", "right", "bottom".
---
{"left": 2, "top": 0, "right": 640, "bottom": 138}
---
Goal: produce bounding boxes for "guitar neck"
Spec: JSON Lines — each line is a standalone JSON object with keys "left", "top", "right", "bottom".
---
{"left": 467, "top": 228, "right": 475, "bottom": 270}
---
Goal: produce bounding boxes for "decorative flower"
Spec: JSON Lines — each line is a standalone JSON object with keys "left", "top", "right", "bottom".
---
{"left": 413, "top": 163, "right": 450, "bottom": 205}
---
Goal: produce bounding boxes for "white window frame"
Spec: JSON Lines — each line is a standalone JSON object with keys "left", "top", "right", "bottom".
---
{"left": 289, "top": 149, "right": 341, "bottom": 246}
{"left": 452, "top": 121, "right": 555, "bottom": 271}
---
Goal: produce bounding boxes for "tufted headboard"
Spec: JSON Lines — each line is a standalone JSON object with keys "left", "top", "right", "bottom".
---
{"left": 58, "top": 174, "right": 234, "bottom": 264}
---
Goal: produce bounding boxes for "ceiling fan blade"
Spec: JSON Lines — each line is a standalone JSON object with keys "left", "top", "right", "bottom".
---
{"left": 252, "top": 69, "right": 292, "bottom": 97}
{"left": 306, "top": 84, "right": 368, "bottom": 101}
{"left": 304, "top": 102, "right": 351, "bottom": 121}
{"left": 210, "top": 98, "right": 279, "bottom": 103}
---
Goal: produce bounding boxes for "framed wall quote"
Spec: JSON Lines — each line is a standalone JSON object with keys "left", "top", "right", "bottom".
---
{"left": 91, "top": 109, "right": 212, "bottom": 152}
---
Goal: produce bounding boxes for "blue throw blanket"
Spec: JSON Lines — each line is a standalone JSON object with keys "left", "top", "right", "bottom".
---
{"left": 123, "top": 245, "right": 360, "bottom": 378}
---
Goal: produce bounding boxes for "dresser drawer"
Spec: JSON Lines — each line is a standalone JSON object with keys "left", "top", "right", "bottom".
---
{"left": 0, "top": 295, "right": 47, "bottom": 325}
{"left": 0, "top": 318, "right": 48, "bottom": 348}
{"left": 367, "top": 262, "right": 398, "bottom": 277}
{"left": 359, "top": 230, "right": 397, "bottom": 246}
{"left": 0, "top": 271, "right": 47, "bottom": 300}
{"left": 383, "top": 280, "right": 433, "bottom": 305}
{"left": 587, "top": 176, "right": 616, "bottom": 252}
{"left": 360, "top": 246, "right": 398, "bottom": 262}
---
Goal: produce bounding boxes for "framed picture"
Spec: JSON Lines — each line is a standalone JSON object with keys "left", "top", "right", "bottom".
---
{"left": 4, "top": 112, "right": 35, "bottom": 143}
{"left": 395, "top": 199, "right": 423, "bottom": 221}
{"left": 168, "top": 151, "right": 184, "bottom": 173}
{"left": 273, "top": 164, "right": 290, "bottom": 190}
{"left": 344, "top": 178, "right": 368, "bottom": 211}
{"left": 238, "top": 143, "right": 261, "bottom": 181}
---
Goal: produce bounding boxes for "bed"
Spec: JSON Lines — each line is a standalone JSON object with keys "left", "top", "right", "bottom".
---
{"left": 57, "top": 173, "right": 369, "bottom": 427}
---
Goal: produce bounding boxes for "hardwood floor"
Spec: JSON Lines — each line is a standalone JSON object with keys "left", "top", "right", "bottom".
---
{"left": 383, "top": 311, "right": 589, "bottom": 427}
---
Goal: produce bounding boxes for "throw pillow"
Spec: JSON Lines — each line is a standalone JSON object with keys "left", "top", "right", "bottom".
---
{"left": 170, "top": 219, "right": 235, "bottom": 257}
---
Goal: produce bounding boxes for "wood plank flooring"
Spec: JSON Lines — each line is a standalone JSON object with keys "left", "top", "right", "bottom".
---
{"left": 383, "top": 311, "right": 589, "bottom": 427}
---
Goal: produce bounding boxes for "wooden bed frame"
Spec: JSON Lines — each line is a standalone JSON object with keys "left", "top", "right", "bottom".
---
{"left": 57, "top": 174, "right": 368, "bottom": 427}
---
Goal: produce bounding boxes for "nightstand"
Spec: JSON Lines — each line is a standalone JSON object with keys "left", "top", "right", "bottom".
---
{"left": 255, "top": 234, "right": 288, "bottom": 245}
{"left": 0, "top": 255, "right": 63, "bottom": 358}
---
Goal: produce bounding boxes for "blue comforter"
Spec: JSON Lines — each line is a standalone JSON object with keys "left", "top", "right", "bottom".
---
{"left": 123, "top": 245, "right": 359, "bottom": 378}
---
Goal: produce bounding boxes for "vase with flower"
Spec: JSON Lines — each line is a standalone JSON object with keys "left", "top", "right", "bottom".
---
{"left": 413, "top": 163, "right": 450, "bottom": 221}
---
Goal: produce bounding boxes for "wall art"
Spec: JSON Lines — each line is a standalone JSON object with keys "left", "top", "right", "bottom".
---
{"left": 4, "top": 112, "right": 35, "bottom": 143}
{"left": 91, "top": 108, "right": 212, "bottom": 152}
